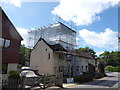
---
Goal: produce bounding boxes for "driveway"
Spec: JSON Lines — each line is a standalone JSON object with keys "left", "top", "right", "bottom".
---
{"left": 66, "top": 72, "right": 119, "bottom": 88}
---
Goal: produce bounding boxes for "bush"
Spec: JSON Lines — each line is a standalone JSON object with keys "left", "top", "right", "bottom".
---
{"left": 74, "top": 73, "right": 93, "bottom": 83}
{"left": 94, "top": 72, "right": 104, "bottom": 79}
{"left": 105, "top": 66, "right": 120, "bottom": 72}
{"left": 8, "top": 70, "right": 20, "bottom": 79}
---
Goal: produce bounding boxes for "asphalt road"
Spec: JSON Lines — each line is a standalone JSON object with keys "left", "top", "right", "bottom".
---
{"left": 67, "top": 72, "right": 119, "bottom": 89}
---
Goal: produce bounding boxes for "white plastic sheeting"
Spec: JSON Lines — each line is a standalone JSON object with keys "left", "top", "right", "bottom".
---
{"left": 28, "top": 22, "right": 76, "bottom": 50}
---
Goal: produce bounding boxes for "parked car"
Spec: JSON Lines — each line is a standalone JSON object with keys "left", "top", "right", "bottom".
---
{"left": 20, "top": 67, "right": 40, "bottom": 86}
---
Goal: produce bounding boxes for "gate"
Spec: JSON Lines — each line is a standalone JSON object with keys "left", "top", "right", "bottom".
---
{"left": 2, "top": 72, "right": 63, "bottom": 89}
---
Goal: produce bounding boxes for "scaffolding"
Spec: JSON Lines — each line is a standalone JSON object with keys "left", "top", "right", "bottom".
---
{"left": 28, "top": 22, "right": 76, "bottom": 51}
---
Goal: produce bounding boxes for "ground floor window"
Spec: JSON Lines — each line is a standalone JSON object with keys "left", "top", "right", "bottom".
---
{"left": 2, "top": 64, "right": 8, "bottom": 74}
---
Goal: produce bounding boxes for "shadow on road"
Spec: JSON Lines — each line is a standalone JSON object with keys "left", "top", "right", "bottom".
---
{"left": 83, "top": 80, "right": 118, "bottom": 87}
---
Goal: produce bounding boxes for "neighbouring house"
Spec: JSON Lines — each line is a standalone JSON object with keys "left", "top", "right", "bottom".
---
{"left": 69, "top": 50, "right": 95, "bottom": 76}
{"left": 0, "top": 7, "right": 23, "bottom": 77}
{"left": 30, "top": 38, "right": 95, "bottom": 77}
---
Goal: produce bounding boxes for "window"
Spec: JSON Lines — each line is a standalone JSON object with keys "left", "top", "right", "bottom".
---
{"left": 86, "top": 66, "right": 88, "bottom": 71}
{"left": 82, "top": 66, "right": 84, "bottom": 72}
{"left": 0, "top": 38, "right": 4, "bottom": 47}
{"left": 2, "top": 64, "right": 8, "bottom": 74}
{"left": 76, "top": 66, "right": 79, "bottom": 71}
{"left": 0, "top": 38, "right": 10, "bottom": 48}
{"left": 5, "top": 39, "right": 10, "bottom": 48}
{"left": 48, "top": 53, "right": 50, "bottom": 59}
{"left": 59, "top": 54, "right": 64, "bottom": 60}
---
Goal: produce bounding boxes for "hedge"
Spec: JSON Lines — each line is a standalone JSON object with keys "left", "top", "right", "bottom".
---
{"left": 105, "top": 66, "right": 120, "bottom": 72}
{"left": 94, "top": 72, "right": 104, "bottom": 79}
{"left": 74, "top": 73, "right": 93, "bottom": 83}
{"left": 8, "top": 70, "right": 20, "bottom": 79}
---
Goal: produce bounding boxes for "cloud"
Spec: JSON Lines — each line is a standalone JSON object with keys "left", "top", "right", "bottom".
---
{"left": 16, "top": 28, "right": 29, "bottom": 46}
{"left": 78, "top": 28, "right": 118, "bottom": 49}
{"left": 0, "top": 0, "right": 21, "bottom": 7}
{"left": 96, "top": 51, "right": 104, "bottom": 56}
{"left": 52, "top": 0, "right": 118, "bottom": 26}
{"left": 0, "top": 0, "right": 60, "bottom": 7}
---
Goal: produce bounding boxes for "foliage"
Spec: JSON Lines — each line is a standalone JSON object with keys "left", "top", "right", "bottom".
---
{"left": 98, "top": 61, "right": 105, "bottom": 73}
{"left": 19, "top": 45, "right": 31, "bottom": 66}
{"left": 8, "top": 70, "right": 20, "bottom": 79}
{"left": 99, "top": 51, "right": 120, "bottom": 66}
{"left": 74, "top": 73, "right": 93, "bottom": 83}
{"left": 2, "top": 64, "right": 7, "bottom": 74}
{"left": 105, "top": 66, "right": 120, "bottom": 72}
{"left": 78, "top": 47, "right": 97, "bottom": 59}
{"left": 94, "top": 72, "right": 104, "bottom": 79}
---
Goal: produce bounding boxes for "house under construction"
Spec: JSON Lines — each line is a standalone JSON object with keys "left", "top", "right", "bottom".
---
{"left": 29, "top": 22, "right": 95, "bottom": 78}
{"left": 28, "top": 22, "right": 76, "bottom": 50}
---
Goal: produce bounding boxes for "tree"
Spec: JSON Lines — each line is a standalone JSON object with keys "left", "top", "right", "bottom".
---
{"left": 99, "top": 51, "right": 120, "bottom": 66}
{"left": 19, "top": 45, "right": 31, "bottom": 66}
{"left": 78, "top": 47, "right": 97, "bottom": 59}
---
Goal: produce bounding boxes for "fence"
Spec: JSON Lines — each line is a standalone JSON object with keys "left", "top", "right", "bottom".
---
{"left": 2, "top": 72, "right": 63, "bottom": 89}
{"left": 2, "top": 79, "right": 24, "bottom": 89}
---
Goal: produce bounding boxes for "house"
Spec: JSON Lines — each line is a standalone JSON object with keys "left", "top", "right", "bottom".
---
{"left": 30, "top": 38, "right": 95, "bottom": 77}
{"left": 30, "top": 38, "right": 68, "bottom": 75}
{"left": 0, "top": 7, "right": 23, "bottom": 76}
{"left": 69, "top": 50, "right": 95, "bottom": 76}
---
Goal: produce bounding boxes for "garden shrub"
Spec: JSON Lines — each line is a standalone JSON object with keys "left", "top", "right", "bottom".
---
{"left": 94, "top": 72, "right": 104, "bottom": 79}
{"left": 74, "top": 73, "right": 93, "bottom": 83}
{"left": 8, "top": 70, "right": 20, "bottom": 79}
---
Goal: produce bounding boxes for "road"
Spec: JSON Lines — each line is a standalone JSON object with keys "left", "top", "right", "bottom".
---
{"left": 66, "top": 72, "right": 119, "bottom": 89}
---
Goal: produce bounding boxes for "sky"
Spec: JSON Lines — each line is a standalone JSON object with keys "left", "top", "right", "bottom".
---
{"left": 0, "top": 0, "right": 119, "bottom": 56}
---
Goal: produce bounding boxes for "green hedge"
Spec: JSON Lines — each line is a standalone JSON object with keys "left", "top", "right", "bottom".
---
{"left": 105, "top": 66, "right": 120, "bottom": 72}
{"left": 74, "top": 73, "right": 93, "bottom": 83}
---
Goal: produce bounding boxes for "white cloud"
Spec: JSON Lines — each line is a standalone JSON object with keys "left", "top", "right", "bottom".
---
{"left": 52, "top": 0, "right": 118, "bottom": 26}
{"left": 96, "top": 51, "right": 104, "bottom": 56}
{"left": 16, "top": 28, "right": 29, "bottom": 46}
{"left": 0, "top": 0, "right": 21, "bottom": 7}
{"left": 0, "top": 0, "right": 60, "bottom": 7}
{"left": 78, "top": 28, "right": 118, "bottom": 49}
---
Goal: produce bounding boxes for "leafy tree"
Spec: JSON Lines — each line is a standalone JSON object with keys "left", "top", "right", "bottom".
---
{"left": 19, "top": 45, "right": 31, "bottom": 66}
{"left": 99, "top": 51, "right": 120, "bottom": 66}
{"left": 78, "top": 47, "right": 97, "bottom": 59}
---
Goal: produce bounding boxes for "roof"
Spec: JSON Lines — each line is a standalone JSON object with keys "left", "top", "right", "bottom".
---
{"left": 70, "top": 49, "right": 94, "bottom": 59}
{"left": 33, "top": 38, "right": 67, "bottom": 52}
{"left": 1, "top": 7, "right": 23, "bottom": 40}
{"left": 58, "top": 22, "right": 76, "bottom": 33}
{"left": 49, "top": 44, "right": 67, "bottom": 52}
{"left": 30, "top": 22, "right": 76, "bottom": 33}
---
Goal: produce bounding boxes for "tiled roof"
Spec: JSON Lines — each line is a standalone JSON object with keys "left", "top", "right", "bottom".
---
{"left": 49, "top": 44, "right": 67, "bottom": 52}
{"left": 70, "top": 49, "right": 94, "bottom": 59}
{"left": 33, "top": 38, "right": 67, "bottom": 52}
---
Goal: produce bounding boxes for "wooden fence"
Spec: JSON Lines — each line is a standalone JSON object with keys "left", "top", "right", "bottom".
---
{"left": 2, "top": 79, "right": 24, "bottom": 89}
{"left": 2, "top": 72, "right": 63, "bottom": 89}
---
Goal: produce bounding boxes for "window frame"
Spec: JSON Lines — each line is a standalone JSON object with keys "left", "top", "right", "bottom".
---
{"left": 4, "top": 39, "right": 10, "bottom": 48}
{"left": 0, "top": 38, "right": 11, "bottom": 48}
{"left": 48, "top": 53, "right": 50, "bottom": 59}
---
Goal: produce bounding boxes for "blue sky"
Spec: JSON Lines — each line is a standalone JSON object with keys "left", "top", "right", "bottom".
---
{"left": 0, "top": 0, "right": 119, "bottom": 55}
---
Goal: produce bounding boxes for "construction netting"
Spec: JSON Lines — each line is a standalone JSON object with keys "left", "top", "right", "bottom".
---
{"left": 28, "top": 22, "right": 76, "bottom": 50}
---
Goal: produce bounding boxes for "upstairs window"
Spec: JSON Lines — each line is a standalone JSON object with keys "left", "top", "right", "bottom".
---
{"left": 48, "top": 53, "right": 50, "bottom": 59}
{"left": 5, "top": 39, "right": 10, "bottom": 48}
{"left": 0, "top": 38, "right": 4, "bottom": 47}
{"left": 0, "top": 38, "right": 10, "bottom": 48}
